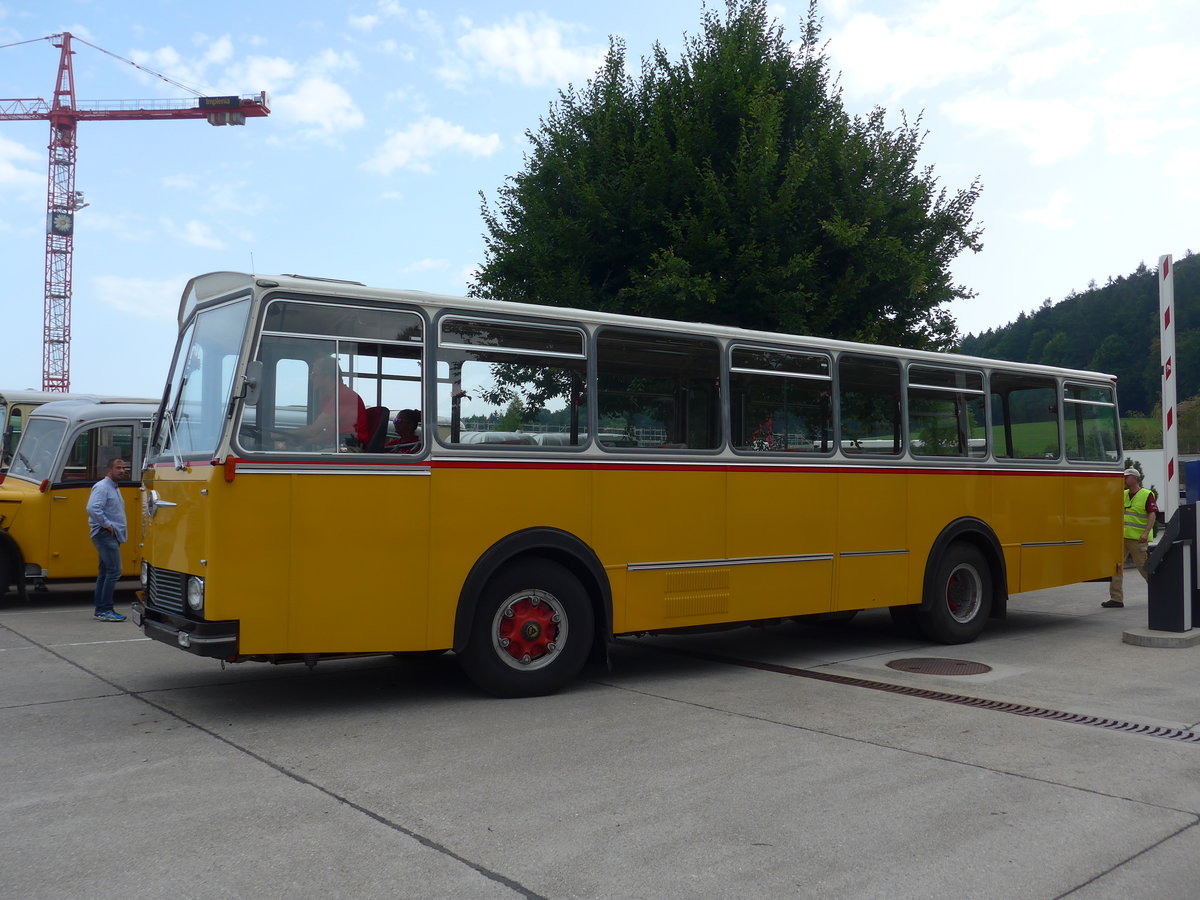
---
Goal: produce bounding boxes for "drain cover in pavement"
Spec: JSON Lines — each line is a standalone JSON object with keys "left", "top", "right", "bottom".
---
{"left": 886, "top": 657, "right": 992, "bottom": 676}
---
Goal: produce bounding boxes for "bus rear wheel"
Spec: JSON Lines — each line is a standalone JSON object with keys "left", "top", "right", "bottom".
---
{"left": 917, "top": 543, "right": 992, "bottom": 644}
{"left": 459, "top": 559, "right": 594, "bottom": 698}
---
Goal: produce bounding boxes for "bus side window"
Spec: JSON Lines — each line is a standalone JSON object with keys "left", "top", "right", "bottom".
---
{"left": 907, "top": 366, "right": 986, "bottom": 459}
{"left": 729, "top": 346, "right": 832, "bottom": 453}
{"left": 61, "top": 430, "right": 93, "bottom": 481}
{"left": 437, "top": 318, "right": 587, "bottom": 447}
{"left": 838, "top": 355, "right": 902, "bottom": 456}
{"left": 241, "top": 303, "right": 424, "bottom": 455}
{"left": 595, "top": 329, "right": 721, "bottom": 450}
{"left": 58, "top": 425, "right": 135, "bottom": 482}
{"left": 990, "top": 373, "right": 1060, "bottom": 460}
{"left": 1064, "top": 383, "right": 1119, "bottom": 462}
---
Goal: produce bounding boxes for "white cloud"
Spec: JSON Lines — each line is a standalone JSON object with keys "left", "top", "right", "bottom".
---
{"left": 162, "top": 218, "right": 225, "bottom": 249}
{"left": 825, "top": 1, "right": 1199, "bottom": 167}
{"left": 349, "top": 14, "right": 380, "bottom": 32}
{"left": 131, "top": 35, "right": 237, "bottom": 94}
{"left": 1165, "top": 147, "right": 1200, "bottom": 179}
{"left": 1102, "top": 114, "right": 1191, "bottom": 156}
{"left": 1165, "top": 148, "right": 1200, "bottom": 201}
{"left": 1018, "top": 189, "right": 1075, "bottom": 229}
{"left": 827, "top": 6, "right": 1035, "bottom": 99}
{"left": 1103, "top": 43, "right": 1200, "bottom": 101}
{"left": 455, "top": 13, "right": 606, "bottom": 87}
{"left": 271, "top": 76, "right": 364, "bottom": 137}
{"left": 354, "top": 2, "right": 443, "bottom": 41}
{"left": 434, "top": 55, "right": 474, "bottom": 89}
{"left": 92, "top": 275, "right": 182, "bottom": 320}
{"left": 310, "top": 48, "right": 360, "bottom": 74}
{"left": 233, "top": 56, "right": 297, "bottom": 91}
{"left": 403, "top": 258, "right": 448, "bottom": 273}
{"left": 83, "top": 209, "right": 153, "bottom": 244}
{"left": 364, "top": 117, "right": 501, "bottom": 174}
{"left": 0, "top": 136, "right": 43, "bottom": 193}
{"left": 1007, "top": 39, "right": 1091, "bottom": 90}
{"left": 942, "top": 94, "right": 1094, "bottom": 164}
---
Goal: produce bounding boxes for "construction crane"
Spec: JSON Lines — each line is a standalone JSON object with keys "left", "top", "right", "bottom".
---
{"left": 0, "top": 32, "right": 269, "bottom": 391}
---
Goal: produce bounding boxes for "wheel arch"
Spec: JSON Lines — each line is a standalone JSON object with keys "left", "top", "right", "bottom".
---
{"left": 453, "top": 527, "right": 612, "bottom": 660}
{"left": 922, "top": 518, "right": 1008, "bottom": 619}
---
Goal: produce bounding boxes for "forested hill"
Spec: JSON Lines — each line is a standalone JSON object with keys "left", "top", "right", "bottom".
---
{"left": 957, "top": 253, "right": 1199, "bottom": 416}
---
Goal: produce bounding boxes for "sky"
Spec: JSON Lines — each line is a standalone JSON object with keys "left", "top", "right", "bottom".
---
{"left": 0, "top": 0, "right": 1196, "bottom": 397}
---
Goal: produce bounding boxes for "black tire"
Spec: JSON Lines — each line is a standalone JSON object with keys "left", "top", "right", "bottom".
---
{"left": 458, "top": 559, "right": 594, "bottom": 698}
{"left": 916, "top": 543, "right": 992, "bottom": 644}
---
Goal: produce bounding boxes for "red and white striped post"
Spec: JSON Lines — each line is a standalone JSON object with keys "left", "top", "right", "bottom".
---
{"left": 1160, "top": 254, "right": 1178, "bottom": 523}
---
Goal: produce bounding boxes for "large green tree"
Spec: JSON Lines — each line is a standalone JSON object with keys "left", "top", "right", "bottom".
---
{"left": 473, "top": 0, "right": 983, "bottom": 350}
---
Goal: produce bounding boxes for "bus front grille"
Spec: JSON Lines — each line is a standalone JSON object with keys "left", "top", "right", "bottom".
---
{"left": 147, "top": 566, "right": 186, "bottom": 614}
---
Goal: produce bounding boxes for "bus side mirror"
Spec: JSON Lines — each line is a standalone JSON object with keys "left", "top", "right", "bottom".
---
{"left": 241, "top": 361, "right": 262, "bottom": 406}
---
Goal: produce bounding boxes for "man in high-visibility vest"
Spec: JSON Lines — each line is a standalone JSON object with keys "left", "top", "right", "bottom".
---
{"left": 1103, "top": 467, "right": 1158, "bottom": 608}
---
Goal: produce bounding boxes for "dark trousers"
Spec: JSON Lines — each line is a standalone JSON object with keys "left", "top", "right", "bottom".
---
{"left": 91, "top": 531, "right": 122, "bottom": 613}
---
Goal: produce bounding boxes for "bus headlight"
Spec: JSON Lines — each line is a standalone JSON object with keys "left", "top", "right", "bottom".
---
{"left": 140, "top": 560, "right": 149, "bottom": 589}
{"left": 187, "top": 576, "right": 205, "bottom": 613}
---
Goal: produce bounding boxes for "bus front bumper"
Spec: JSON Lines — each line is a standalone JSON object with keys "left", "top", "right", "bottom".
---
{"left": 131, "top": 596, "right": 239, "bottom": 659}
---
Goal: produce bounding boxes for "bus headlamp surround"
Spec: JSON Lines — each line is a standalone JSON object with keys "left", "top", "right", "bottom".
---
{"left": 187, "top": 576, "right": 205, "bottom": 612}
{"left": 140, "top": 560, "right": 148, "bottom": 588}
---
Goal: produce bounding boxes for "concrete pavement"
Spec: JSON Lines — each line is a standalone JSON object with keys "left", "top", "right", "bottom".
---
{"left": 1, "top": 576, "right": 1198, "bottom": 899}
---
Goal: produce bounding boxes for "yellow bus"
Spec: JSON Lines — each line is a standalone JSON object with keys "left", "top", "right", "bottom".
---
{"left": 2, "top": 389, "right": 158, "bottom": 469}
{"left": 0, "top": 398, "right": 158, "bottom": 600}
{"left": 2, "top": 390, "right": 99, "bottom": 468}
{"left": 132, "top": 272, "right": 1123, "bottom": 696}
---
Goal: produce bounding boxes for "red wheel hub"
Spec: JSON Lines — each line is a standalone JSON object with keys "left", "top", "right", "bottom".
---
{"left": 498, "top": 596, "right": 559, "bottom": 664}
{"left": 946, "top": 572, "right": 966, "bottom": 612}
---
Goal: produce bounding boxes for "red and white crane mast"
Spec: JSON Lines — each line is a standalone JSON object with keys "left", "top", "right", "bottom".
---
{"left": 0, "top": 32, "right": 270, "bottom": 391}
{"left": 44, "top": 33, "right": 79, "bottom": 393}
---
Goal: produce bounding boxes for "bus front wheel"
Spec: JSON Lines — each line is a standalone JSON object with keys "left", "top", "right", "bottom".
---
{"left": 917, "top": 543, "right": 992, "bottom": 644}
{"left": 459, "top": 559, "right": 594, "bottom": 698}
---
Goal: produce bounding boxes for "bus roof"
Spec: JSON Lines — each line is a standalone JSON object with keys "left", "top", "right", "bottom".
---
{"left": 2, "top": 390, "right": 158, "bottom": 409}
{"left": 180, "top": 271, "right": 1119, "bottom": 384}
{"left": 1, "top": 390, "right": 102, "bottom": 407}
{"left": 25, "top": 399, "right": 159, "bottom": 424}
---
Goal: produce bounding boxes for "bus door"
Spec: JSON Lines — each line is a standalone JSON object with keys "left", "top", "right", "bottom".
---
{"left": 728, "top": 345, "right": 836, "bottom": 618}
{"left": 46, "top": 421, "right": 142, "bottom": 579}
{"left": 989, "top": 373, "right": 1068, "bottom": 591}
{"left": 591, "top": 329, "right": 730, "bottom": 632}
{"left": 237, "top": 301, "right": 429, "bottom": 652}
{"left": 836, "top": 355, "right": 908, "bottom": 611}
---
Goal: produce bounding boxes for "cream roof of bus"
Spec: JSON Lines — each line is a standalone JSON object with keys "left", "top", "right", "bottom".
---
{"left": 24, "top": 399, "right": 159, "bottom": 425}
{"left": 182, "top": 271, "right": 1119, "bottom": 385}
{"left": 1, "top": 390, "right": 102, "bottom": 407}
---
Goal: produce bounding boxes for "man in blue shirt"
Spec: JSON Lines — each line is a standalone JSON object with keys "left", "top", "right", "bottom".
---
{"left": 86, "top": 457, "right": 129, "bottom": 621}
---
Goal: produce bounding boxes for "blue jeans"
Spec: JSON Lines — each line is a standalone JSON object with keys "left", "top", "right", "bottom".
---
{"left": 91, "top": 531, "right": 122, "bottom": 613}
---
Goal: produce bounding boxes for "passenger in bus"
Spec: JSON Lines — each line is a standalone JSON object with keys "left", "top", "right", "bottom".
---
{"left": 386, "top": 408, "right": 422, "bottom": 454}
{"left": 282, "top": 356, "right": 369, "bottom": 451}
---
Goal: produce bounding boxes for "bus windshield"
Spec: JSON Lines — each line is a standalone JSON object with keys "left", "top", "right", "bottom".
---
{"left": 6, "top": 417, "right": 67, "bottom": 483}
{"left": 158, "top": 298, "right": 251, "bottom": 459}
